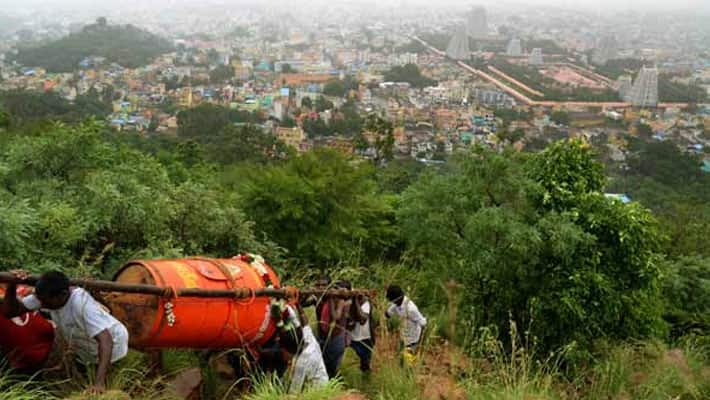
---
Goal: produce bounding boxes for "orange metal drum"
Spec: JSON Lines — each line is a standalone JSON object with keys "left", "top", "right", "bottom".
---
{"left": 107, "top": 257, "right": 281, "bottom": 350}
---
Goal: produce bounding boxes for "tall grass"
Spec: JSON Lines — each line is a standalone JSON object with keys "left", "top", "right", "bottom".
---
{"left": 461, "top": 321, "right": 566, "bottom": 400}
{"left": 0, "top": 369, "right": 57, "bottom": 400}
{"left": 50, "top": 351, "right": 182, "bottom": 400}
{"left": 585, "top": 340, "right": 710, "bottom": 400}
{"left": 244, "top": 373, "right": 347, "bottom": 400}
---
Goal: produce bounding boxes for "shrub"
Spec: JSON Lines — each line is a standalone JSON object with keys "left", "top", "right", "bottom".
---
{"left": 399, "top": 141, "right": 666, "bottom": 361}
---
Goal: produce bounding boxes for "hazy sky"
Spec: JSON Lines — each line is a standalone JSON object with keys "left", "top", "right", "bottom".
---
{"left": 0, "top": 0, "right": 708, "bottom": 13}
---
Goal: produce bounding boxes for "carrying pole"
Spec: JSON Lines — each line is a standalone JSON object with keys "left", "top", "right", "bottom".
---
{"left": 0, "top": 272, "right": 371, "bottom": 299}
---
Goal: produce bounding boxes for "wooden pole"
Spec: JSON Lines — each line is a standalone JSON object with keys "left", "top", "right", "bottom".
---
{"left": 0, "top": 272, "right": 372, "bottom": 299}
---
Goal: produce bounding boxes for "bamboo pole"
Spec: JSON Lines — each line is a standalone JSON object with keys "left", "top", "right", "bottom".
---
{"left": 0, "top": 272, "right": 372, "bottom": 299}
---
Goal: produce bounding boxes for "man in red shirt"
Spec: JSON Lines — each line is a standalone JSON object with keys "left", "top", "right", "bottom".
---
{"left": 0, "top": 285, "right": 55, "bottom": 374}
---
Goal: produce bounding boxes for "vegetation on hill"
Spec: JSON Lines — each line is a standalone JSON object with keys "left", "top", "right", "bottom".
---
{"left": 14, "top": 18, "right": 173, "bottom": 72}
{"left": 0, "top": 89, "right": 112, "bottom": 125}
{"left": 0, "top": 107, "right": 709, "bottom": 398}
{"left": 606, "top": 138, "right": 710, "bottom": 338}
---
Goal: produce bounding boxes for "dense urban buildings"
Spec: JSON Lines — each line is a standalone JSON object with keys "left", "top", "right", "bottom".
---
{"left": 0, "top": 1, "right": 708, "bottom": 164}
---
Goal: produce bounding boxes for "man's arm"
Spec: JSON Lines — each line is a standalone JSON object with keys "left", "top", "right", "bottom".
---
{"left": 350, "top": 298, "right": 368, "bottom": 324}
{"left": 332, "top": 298, "right": 346, "bottom": 322}
{"left": 408, "top": 302, "right": 427, "bottom": 327}
{"left": 385, "top": 303, "right": 396, "bottom": 318}
{"left": 2, "top": 282, "right": 30, "bottom": 318}
{"left": 300, "top": 295, "right": 318, "bottom": 308}
{"left": 90, "top": 329, "right": 114, "bottom": 394}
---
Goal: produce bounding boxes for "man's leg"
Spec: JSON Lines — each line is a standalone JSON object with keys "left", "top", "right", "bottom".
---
{"left": 323, "top": 334, "right": 346, "bottom": 378}
{"left": 350, "top": 339, "right": 373, "bottom": 372}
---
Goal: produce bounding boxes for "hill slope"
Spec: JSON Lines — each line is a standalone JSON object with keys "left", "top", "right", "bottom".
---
{"left": 14, "top": 20, "right": 173, "bottom": 72}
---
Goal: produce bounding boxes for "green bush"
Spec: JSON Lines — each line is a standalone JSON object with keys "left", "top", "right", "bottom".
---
{"left": 399, "top": 141, "right": 666, "bottom": 360}
{"left": 241, "top": 149, "right": 399, "bottom": 268}
{"left": 0, "top": 121, "right": 278, "bottom": 275}
{"left": 662, "top": 256, "right": 710, "bottom": 338}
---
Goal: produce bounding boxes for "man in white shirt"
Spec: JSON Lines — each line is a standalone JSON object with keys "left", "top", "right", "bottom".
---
{"left": 280, "top": 325, "right": 329, "bottom": 394}
{"left": 385, "top": 285, "right": 427, "bottom": 352}
{"left": 342, "top": 281, "right": 374, "bottom": 373}
{"left": 4, "top": 270, "right": 129, "bottom": 394}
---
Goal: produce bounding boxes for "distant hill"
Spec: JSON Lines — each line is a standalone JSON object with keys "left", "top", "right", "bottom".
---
{"left": 14, "top": 19, "right": 173, "bottom": 72}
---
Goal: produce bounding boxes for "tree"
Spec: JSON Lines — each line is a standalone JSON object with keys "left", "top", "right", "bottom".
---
{"left": 280, "top": 63, "right": 295, "bottom": 73}
{"left": 209, "top": 65, "right": 235, "bottom": 83}
{"left": 330, "top": 99, "right": 362, "bottom": 136}
{"left": 301, "top": 97, "right": 313, "bottom": 109}
{"left": 658, "top": 74, "right": 708, "bottom": 103}
{"left": 177, "top": 103, "right": 231, "bottom": 139}
{"left": 528, "top": 139, "right": 605, "bottom": 210}
{"left": 0, "top": 89, "right": 109, "bottom": 123}
{"left": 636, "top": 123, "right": 653, "bottom": 138}
{"left": 494, "top": 108, "right": 531, "bottom": 127}
{"left": 627, "top": 140, "right": 701, "bottom": 187}
{"left": 399, "top": 141, "right": 666, "bottom": 359}
{"left": 302, "top": 117, "right": 331, "bottom": 137}
{"left": 0, "top": 107, "right": 9, "bottom": 129}
{"left": 375, "top": 159, "right": 426, "bottom": 194}
{"left": 148, "top": 115, "right": 159, "bottom": 133}
{"left": 662, "top": 256, "right": 710, "bottom": 339}
{"left": 383, "top": 63, "right": 437, "bottom": 88}
{"left": 315, "top": 96, "right": 334, "bottom": 112}
{"left": 241, "top": 149, "right": 398, "bottom": 266}
{"left": 280, "top": 116, "right": 296, "bottom": 128}
{"left": 207, "top": 48, "right": 220, "bottom": 64}
{"left": 203, "top": 124, "right": 290, "bottom": 164}
{"left": 498, "top": 128, "right": 525, "bottom": 144}
{"left": 0, "top": 120, "right": 277, "bottom": 274}
{"left": 323, "top": 79, "right": 346, "bottom": 97}
{"left": 323, "top": 76, "right": 359, "bottom": 97}
{"left": 363, "top": 114, "right": 395, "bottom": 166}
{"left": 550, "top": 110, "right": 571, "bottom": 126}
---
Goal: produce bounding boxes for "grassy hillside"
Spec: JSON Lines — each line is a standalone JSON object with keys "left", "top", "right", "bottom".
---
{"left": 14, "top": 20, "right": 173, "bottom": 72}
{"left": 0, "top": 111, "right": 709, "bottom": 399}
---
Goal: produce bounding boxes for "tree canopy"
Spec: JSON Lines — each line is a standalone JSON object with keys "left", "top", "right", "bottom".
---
{"left": 0, "top": 121, "right": 277, "bottom": 275}
{"left": 0, "top": 89, "right": 112, "bottom": 125}
{"left": 398, "top": 140, "right": 666, "bottom": 357}
{"left": 209, "top": 65, "right": 235, "bottom": 83}
{"left": 383, "top": 64, "right": 437, "bottom": 88}
{"left": 241, "top": 149, "right": 399, "bottom": 267}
